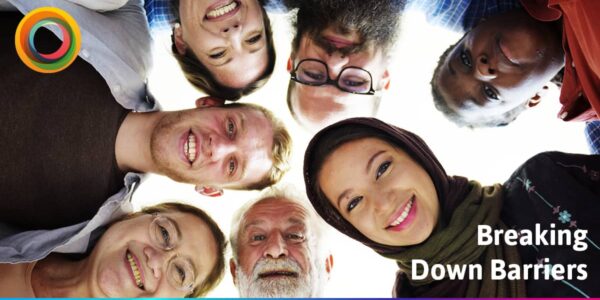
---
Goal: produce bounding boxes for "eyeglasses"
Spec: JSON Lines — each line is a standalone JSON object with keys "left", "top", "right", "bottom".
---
{"left": 290, "top": 58, "right": 376, "bottom": 95}
{"left": 149, "top": 214, "right": 196, "bottom": 293}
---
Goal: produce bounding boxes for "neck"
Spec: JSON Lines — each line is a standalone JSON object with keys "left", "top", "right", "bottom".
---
{"left": 115, "top": 111, "right": 163, "bottom": 173}
{"left": 31, "top": 254, "right": 92, "bottom": 297}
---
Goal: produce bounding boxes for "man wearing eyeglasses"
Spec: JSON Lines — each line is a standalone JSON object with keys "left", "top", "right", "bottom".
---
{"left": 286, "top": 0, "right": 404, "bottom": 132}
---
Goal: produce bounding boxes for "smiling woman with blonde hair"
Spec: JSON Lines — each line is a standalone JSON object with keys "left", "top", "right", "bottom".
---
{"left": 0, "top": 202, "right": 227, "bottom": 298}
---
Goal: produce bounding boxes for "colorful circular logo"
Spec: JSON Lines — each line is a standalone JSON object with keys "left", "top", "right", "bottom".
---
{"left": 15, "top": 7, "right": 81, "bottom": 73}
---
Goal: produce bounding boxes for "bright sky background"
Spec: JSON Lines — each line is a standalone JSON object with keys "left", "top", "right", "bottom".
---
{"left": 134, "top": 8, "right": 589, "bottom": 297}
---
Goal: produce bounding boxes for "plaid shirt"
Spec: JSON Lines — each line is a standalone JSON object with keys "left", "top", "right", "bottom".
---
{"left": 145, "top": 0, "right": 176, "bottom": 30}
{"left": 407, "top": 0, "right": 521, "bottom": 32}
{"left": 585, "top": 121, "right": 600, "bottom": 154}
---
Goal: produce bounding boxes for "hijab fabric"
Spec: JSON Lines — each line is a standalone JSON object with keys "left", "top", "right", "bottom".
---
{"left": 303, "top": 118, "right": 525, "bottom": 297}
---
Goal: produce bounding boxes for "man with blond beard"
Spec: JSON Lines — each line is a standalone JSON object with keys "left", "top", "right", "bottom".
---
{"left": 229, "top": 190, "right": 333, "bottom": 297}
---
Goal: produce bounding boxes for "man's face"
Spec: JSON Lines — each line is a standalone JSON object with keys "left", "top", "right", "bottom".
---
{"left": 435, "top": 10, "right": 564, "bottom": 124}
{"left": 150, "top": 106, "right": 274, "bottom": 188}
{"left": 234, "top": 198, "right": 316, "bottom": 297}
{"left": 289, "top": 27, "right": 388, "bottom": 131}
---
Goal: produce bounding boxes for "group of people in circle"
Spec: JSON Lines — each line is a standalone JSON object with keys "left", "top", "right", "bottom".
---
{"left": 0, "top": 0, "right": 599, "bottom": 297}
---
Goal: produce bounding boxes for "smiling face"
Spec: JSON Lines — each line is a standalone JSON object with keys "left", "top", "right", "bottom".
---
{"left": 177, "top": 0, "right": 268, "bottom": 88}
{"left": 234, "top": 198, "right": 315, "bottom": 297}
{"left": 88, "top": 212, "right": 218, "bottom": 297}
{"left": 318, "top": 138, "right": 439, "bottom": 246}
{"left": 435, "top": 10, "right": 563, "bottom": 124}
{"left": 150, "top": 106, "right": 274, "bottom": 188}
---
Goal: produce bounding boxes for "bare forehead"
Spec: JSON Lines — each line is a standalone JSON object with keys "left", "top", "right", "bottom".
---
{"left": 242, "top": 198, "right": 309, "bottom": 229}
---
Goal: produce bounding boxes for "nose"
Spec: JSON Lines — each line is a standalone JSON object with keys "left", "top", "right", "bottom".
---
{"left": 475, "top": 54, "right": 497, "bottom": 81}
{"left": 263, "top": 233, "right": 288, "bottom": 259}
{"left": 144, "top": 246, "right": 169, "bottom": 280}
{"left": 325, "top": 52, "right": 350, "bottom": 79}
{"left": 205, "top": 135, "right": 236, "bottom": 161}
{"left": 372, "top": 190, "right": 395, "bottom": 214}
{"left": 221, "top": 22, "right": 241, "bottom": 35}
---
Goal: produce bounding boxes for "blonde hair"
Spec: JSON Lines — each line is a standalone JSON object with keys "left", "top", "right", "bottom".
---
{"left": 227, "top": 103, "right": 292, "bottom": 190}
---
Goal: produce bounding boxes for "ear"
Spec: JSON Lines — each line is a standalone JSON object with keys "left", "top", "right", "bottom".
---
{"left": 173, "top": 23, "right": 187, "bottom": 55}
{"left": 381, "top": 69, "right": 391, "bottom": 90}
{"left": 195, "top": 96, "right": 225, "bottom": 108}
{"left": 324, "top": 253, "right": 334, "bottom": 278}
{"left": 195, "top": 185, "right": 224, "bottom": 197}
{"left": 229, "top": 259, "right": 238, "bottom": 285}
{"left": 528, "top": 85, "right": 548, "bottom": 108}
{"left": 287, "top": 56, "right": 293, "bottom": 72}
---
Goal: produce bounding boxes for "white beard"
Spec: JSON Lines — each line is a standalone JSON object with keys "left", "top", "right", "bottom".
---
{"left": 235, "top": 258, "right": 314, "bottom": 298}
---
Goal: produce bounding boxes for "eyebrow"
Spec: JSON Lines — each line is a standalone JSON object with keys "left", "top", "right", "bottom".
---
{"left": 336, "top": 189, "right": 351, "bottom": 211}
{"left": 172, "top": 219, "right": 200, "bottom": 285}
{"left": 448, "top": 57, "right": 456, "bottom": 76}
{"left": 243, "top": 219, "right": 266, "bottom": 231}
{"left": 366, "top": 150, "right": 386, "bottom": 174}
{"left": 167, "top": 216, "right": 182, "bottom": 239}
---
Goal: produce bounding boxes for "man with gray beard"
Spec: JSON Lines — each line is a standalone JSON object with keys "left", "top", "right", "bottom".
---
{"left": 229, "top": 191, "right": 333, "bottom": 297}
{"left": 286, "top": 0, "right": 405, "bottom": 131}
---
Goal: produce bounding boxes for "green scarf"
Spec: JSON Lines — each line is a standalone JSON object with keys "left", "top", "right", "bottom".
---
{"left": 382, "top": 181, "right": 526, "bottom": 297}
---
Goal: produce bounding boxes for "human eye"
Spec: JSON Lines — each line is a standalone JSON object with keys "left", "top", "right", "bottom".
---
{"left": 159, "top": 225, "right": 171, "bottom": 245}
{"left": 460, "top": 49, "right": 472, "bottom": 68}
{"left": 252, "top": 234, "right": 266, "bottom": 241}
{"left": 483, "top": 84, "right": 499, "bottom": 101}
{"left": 376, "top": 161, "right": 391, "bottom": 180}
{"left": 347, "top": 196, "right": 363, "bottom": 212}
{"left": 226, "top": 118, "right": 236, "bottom": 138}
{"left": 285, "top": 232, "right": 305, "bottom": 242}
{"left": 175, "top": 264, "right": 186, "bottom": 282}
{"left": 168, "top": 258, "right": 195, "bottom": 292}
{"left": 151, "top": 216, "right": 178, "bottom": 250}
{"left": 302, "top": 69, "right": 326, "bottom": 81}
{"left": 342, "top": 78, "right": 368, "bottom": 87}
{"left": 209, "top": 50, "right": 226, "bottom": 59}
{"left": 246, "top": 33, "right": 262, "bottom": 44}
{"left": 227, "top": 158, "right": 236, "bottom": 176}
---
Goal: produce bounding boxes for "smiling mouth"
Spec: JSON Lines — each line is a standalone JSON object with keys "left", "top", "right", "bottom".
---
{"left": 126, "top": 250, "right": 145, "bottom": 290}
{"left": 184, "top": 130, "right": 198, "bottom": 164}
{"left": 206, "top": 0, "right": 239, "bottom": 19}
{"left": 258, "top": 270, "right": 299, "bottom": 279}
{"left": 386, "top": 196, "right": 415, "bottom": 229}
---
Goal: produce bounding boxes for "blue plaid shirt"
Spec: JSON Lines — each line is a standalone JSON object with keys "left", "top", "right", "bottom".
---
{"left": 585, "top": 121, "right": 600, "bottom": 154}
{"left": 145, "top": 0, "right": 176, "bottom": 30}
{"left": 407, "top": 0, "right": 521, "bottom": 32}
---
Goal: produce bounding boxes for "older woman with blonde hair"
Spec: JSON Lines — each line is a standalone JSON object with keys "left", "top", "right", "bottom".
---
{"left": 0, "top": 202, "right": 227, "bottom": 297}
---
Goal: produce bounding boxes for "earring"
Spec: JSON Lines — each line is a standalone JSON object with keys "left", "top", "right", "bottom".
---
{"left": 174, "top": 22, "right": 181, "bottom": 29}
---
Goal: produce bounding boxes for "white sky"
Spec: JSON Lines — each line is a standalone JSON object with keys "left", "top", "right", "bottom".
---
{"left": 135, "top": 9, "right": 589, "bottom": 297}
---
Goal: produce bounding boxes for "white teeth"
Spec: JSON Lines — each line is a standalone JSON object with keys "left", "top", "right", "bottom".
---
{"left": 127, "top": 252, "right": 144, "bottom": 289}
{"left": 185, "top": 132, "right": 197, "bottom": 163}
{"left": 207, "top": 1, "right": 238, "bottom": 18}
{"left": 389, "top": 198, "right": 414, "bottom": 227}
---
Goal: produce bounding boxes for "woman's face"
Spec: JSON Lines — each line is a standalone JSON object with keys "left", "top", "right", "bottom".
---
{"left": 318, "top": 138, "right": 439, "bottom": 246}
{"left": 88, "top": 212, "right": 218, "bottom": 297}
{"left": 177, "top": 0, "right": 268, "bottom": 88}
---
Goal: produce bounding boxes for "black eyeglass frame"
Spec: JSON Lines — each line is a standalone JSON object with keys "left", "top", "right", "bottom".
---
{"left": 290, "top": 58, "right": 377, "bottom": 95}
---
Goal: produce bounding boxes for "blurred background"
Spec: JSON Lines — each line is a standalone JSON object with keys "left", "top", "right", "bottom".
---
{"left": 136, "top": 8, "right": 589, "bottom": 297}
